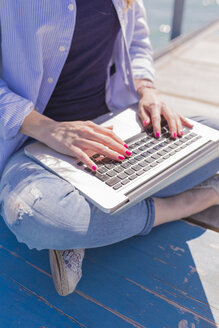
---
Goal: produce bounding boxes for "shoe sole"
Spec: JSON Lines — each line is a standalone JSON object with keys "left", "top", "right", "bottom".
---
{"left": 49, "top": 249, "right": 70, "bottom": 296}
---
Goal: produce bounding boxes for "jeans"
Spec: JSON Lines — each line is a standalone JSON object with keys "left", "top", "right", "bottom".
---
{"left": 0, "top": 116, "right": 218, "bottom": 251}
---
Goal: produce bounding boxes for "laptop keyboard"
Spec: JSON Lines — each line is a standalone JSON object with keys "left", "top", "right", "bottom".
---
{"left": 77, "top": 122, "right": 202, "bottom": 191}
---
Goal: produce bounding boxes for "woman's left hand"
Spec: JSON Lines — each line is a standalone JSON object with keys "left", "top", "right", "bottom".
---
{"left": 137, "top": 86, "right": 193, "bottom": 138}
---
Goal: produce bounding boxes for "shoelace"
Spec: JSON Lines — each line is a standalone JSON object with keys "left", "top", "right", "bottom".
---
{"left": 62, "top": 249, "right": 84, "bottom": 273}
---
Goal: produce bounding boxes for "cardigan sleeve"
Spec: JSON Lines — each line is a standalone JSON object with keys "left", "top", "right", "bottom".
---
{"left": 0, "top": 77, "right": 34, "bottom": 140}
{"left": 129, "top": 0, "right": 155, "bottom": 82}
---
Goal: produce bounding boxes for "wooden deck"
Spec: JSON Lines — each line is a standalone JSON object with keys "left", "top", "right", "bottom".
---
{"left": 0, "top": 20, "right": 219, "bottom": 328}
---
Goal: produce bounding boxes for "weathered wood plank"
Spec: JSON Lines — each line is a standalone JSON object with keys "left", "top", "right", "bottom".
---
{"left": 0, "top": 269, "right": 81, "bottom": 328}
{"left": 155, "top": 57, "right": 219, "bottom": 106}
{"left": 188, "top": 206, "right": 219, "bottom": 232}
{"left": 0, "top": 219, "right": 218, "bottom": 327}
{"left": 0, "top": 220, "right": 142, "bottom": 328}
{"left": 157, "top": 93, "right": 219, "bottom": 119}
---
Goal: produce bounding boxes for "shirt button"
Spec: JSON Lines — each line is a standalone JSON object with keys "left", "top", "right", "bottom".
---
{"left": 47, "top": 77, "right": 53, "bottom": 83}
{"left": 68, "top": 4, "right": 74, "bottom": 11}
{"left": 59, "top": 46, "right": 66, "bottom": 52}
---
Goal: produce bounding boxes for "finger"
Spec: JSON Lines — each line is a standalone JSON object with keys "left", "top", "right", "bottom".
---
{"left": 175, "top": 115, "right": 183, "bottom": 137}
{"left": 150, "top": 104, "right": 161, "bottom": 138}
{"left": 162, "top": 105, "right": 178, "bottom": 138}
{"left": 138, "top": 104, "right": 151, "bottom": 128}
{"left": 81, "top": 129, "right": 131, "bottom": 157}
{"left": 180, "top": 115, "right": 194, "bottom": 129}
{"left": 79, "top": 139, "right": 132, "bottom": 160}
{"left": 106, "top": 125, "right": 114, "bottom": 130}
{"left": 70, "top": 145, "right": 98, "bottom": 171}
{"left": 86, "top": 121, "right": 125, "bottom": 146}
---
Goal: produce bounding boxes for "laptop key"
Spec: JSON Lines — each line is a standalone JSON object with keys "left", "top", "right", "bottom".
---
{"left": 105, "top": 163, "right": 116, "bottom": 169}
{"left": 113, "top": 166, "right": 123, "bottom": 173}
{"left": 135, "top": 155, "right": 144, "bottom": 161}
{"left": 106, "top": 177, "right": 121, "bottom": 187}
{"left": 121, "top": 179, "right": 130, "bottom": 185}
{"left": 106, "top": 170, "right": 117, "bottom": 177}
{"left": 113, "top": 183, "right": 123, "bottom": 190}
{"left": 121, "top": 162, "right": 131, "bottom": 169}
{"left": 151, "top": 154, "right": 160, "bottom": 160}
{"left": 132, "top": 148, "right": 141, "bottom": 155}
{"left": 132, "top": 164, "right": 142, "bottom": 171}
{"left": 147, "top": 148, "right": 156, "bottom": 154}
{"left": 124, "top": 168, "right": 135, "bottom": 175}
{"left": 150, "top": 162, "right": 158, "bottom": 167}
{"left": 98, "top": 167, "right": 108, "bottom": 174}
{"left": 143, "top": 166, "right": 151, "bottom": 172}
{"left": 141, "top": 151, "right": 150, "bottom": 158}
{"left": 169, "top": 144, "right": 178, "bottom": 149}
{"left": 164, "top": 147, "right": 172, "bottom": 152}
{"left": 129, "top": 174, "right": 138, "bottom": 180}
{"left": 128, "top": 158, "right": 137, "bottom": 165}
{"left": 138, "top": 145, "right": 147, "bottom": 151}
{"left": 156, "top": 158, "right": 164, "bottom": 163}
{"left": 85, "top": 167, "right": 92, "bottom": 173}
{"left": 95, "top": 173, "right": 109, "bottom": 182}
{"left": 145, "top": 157, "right": 154, "bottom": 163}
{"left": 163, "top": 154, "right": 170, "bottom": 159}
{"left": 92, "top": 154, "right": 100, "bottom": 159}
{"left": 157, "top": 150, "right": 166, "bottom": 156}
{"left": 117, "top": 172, "right": 128, "bottom": 180}
{"left": 139, "top": 160, "right": 148, "bottom": 167}
{"left": 136, "top": 169, "right": 144, "bottom": 176}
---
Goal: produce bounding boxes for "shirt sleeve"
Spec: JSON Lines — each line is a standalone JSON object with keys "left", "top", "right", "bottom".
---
{"left": 129, "top": 0, "right": 155, "bottom": 82}
{"left": 0, "top": 77, "right": 34, "bottom": 140}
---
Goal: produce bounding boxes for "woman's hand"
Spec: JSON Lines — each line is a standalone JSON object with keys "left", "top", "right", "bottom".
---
{"left": 137, "top": 86, "right": 193, "bottom": 138}
{"left": 20, "top": 110, "right": 131, "bottom": 171}
{"left": 42, "top": 120, "right": 131, "bottom": 171}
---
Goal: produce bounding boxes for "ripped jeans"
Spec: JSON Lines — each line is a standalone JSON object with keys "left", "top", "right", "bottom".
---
{"left": 0, "top": 116, "right": 218, "bottom": 251}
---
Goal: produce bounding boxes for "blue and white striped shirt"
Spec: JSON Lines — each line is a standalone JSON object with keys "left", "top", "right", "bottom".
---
{"left": 0, "top": 0, "right": 154, "bottom": 174}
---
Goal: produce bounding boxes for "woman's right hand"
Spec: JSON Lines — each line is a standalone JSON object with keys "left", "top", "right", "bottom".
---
{"left": 43, "top": 120, "right": 131, "bottom": 171}
{"left": 20, "top": 110, "right": 131, "bottom": 171}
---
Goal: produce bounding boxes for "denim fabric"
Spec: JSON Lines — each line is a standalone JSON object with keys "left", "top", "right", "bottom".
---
{"left": 0, "top": 115, "right": 218, "bottom": 251}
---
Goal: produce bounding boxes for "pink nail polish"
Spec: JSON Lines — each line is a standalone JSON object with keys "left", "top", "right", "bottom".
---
{"left": 173, "top": 132, "right": 177, "bottom": 138}
{"left": 181, "top": 131, "right": 184, "bottom": 136}
{"left": 156, "top": 132, "right": 160, "bottom": 138}
{"left": 118, "top": 155, "right": 125, "bottom": 160}
{"left": 125, "top": 150, "right": 132, "bottom": 156}
{"left": 124, "top": 144, "right": 129, "bottom": 149}
{"left": 92, "top": 165, "right": 97, "bottom": 171}
{"left": 144, "top": 120, "right": 148, "bottom": 126}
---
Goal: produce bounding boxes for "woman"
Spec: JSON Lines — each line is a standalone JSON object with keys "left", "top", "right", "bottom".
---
{"left": 0, "top": 0, "right": 218, "bottom": 296}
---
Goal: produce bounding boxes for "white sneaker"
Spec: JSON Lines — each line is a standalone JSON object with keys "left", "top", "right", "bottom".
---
{"left": 192, "top": 173, "right": 219, "bottom": 205}
{"left": 49, "top": 248, "right": 85, "bottom": 296}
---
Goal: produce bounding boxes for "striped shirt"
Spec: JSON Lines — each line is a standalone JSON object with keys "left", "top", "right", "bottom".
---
{"left": 0, "top": 0, "right": 154, "bottom": 174}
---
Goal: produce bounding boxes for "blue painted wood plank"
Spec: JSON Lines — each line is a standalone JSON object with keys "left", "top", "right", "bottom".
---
{"left": 0, "top": 243, "right": 139, "bottom": 328}
{"left": 0, "top": 218, "right": 218, "bottom": 327}
{"left": 0, "top": 270, "right": 81, "bottom": 328}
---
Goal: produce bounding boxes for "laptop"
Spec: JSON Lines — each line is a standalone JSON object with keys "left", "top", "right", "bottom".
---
{"left": 24, "top": 105, "right": 219, "bottom": 215}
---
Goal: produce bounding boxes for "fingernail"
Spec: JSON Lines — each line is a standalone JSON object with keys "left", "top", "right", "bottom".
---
{"left": 92, "top": 165, "right": 97, "bottom": 171}
{"left": 118, "top": 155, "right": 125, "bottom": 160}
{"left": 173, "top": 132, "right": 177, "bottom": 138}
{"left": 124, "top": 144, "right": 129, "bottom": 149}
{"left": 125, "top": 150, "right": 132, "bottom": 156}
{"left": 180, "top": 131, "right": 184, "bottom": 136}
{"left": 144, "top": 120, "right": 148, "bottom": 126}
{"left": 156, "top": 132, "right": 160, "bottom": 138}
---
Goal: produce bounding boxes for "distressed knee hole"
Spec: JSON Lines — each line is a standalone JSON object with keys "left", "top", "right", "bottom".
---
{"left": 0, "top": 184, "right": 43, "bottom": 225}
